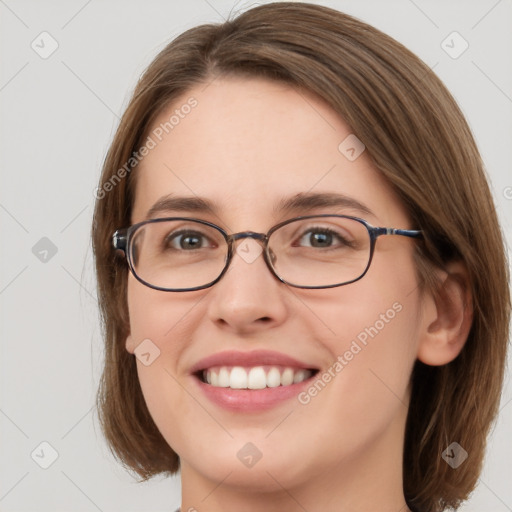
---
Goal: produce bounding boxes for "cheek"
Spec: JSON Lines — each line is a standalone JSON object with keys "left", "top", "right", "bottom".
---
{"left": 289, "top": 297, "right": 419, "bottom": 469}
{"left": 126, "top": 276, "right": 199, "bottom": 429}
{"left": 301, "top": 252, "right": 420, "bottom": 439}
{"left": 308, "top": 246, "right": 420, "bottom": 359}
{"left": 126, "top": 275, "right": 201, "bottom": 350}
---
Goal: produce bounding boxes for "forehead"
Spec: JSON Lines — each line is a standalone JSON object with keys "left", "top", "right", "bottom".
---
{"left": 131, "top": 76, "right": 407, "bottom": 229}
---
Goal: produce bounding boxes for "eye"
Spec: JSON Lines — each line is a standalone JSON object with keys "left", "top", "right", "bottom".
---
{"left": 165, "top": 229, "right": 214, "bottom": 250}
{"left": 295, "top": 227, "right": 353, "bottom": 249}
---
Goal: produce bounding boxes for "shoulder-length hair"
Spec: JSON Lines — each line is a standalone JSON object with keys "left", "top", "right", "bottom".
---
{"left": 92, "top": 3, "right": 510, "bottom": 511}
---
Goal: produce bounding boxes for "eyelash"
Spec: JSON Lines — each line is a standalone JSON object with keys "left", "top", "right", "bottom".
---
{"left": 163, "top": 226, "right": 353, "bottom": 251}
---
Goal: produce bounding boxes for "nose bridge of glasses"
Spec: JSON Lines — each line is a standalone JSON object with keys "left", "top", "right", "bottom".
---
{"left": 228, "top": 231, "right": 277, "bottom": 276}
{"left": 230, "top": 231, "right": 268, "bottom": 245}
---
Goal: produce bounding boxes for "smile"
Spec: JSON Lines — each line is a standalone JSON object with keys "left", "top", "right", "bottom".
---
{"left": 190, "top": 349, "right": 321, "bottom": 411}
{"left": 201, "top": 365, "right": 315, "bottom": 389}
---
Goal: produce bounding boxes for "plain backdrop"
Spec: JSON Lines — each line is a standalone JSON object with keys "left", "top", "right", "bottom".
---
{"left": 1, "top": 1, "right": 511, "bottom": 511}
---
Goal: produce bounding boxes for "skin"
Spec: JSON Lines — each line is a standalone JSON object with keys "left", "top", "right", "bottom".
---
{"left": 125, "top": 76, "right": 472, "bottom": 512}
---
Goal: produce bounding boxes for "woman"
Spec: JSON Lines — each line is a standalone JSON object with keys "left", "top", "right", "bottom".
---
{"left": 92, "top": 3, "right": 510, "bottom": 511}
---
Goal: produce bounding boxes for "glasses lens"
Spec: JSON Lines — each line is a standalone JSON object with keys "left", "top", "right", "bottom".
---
{"left": 268, "top": 216, "right": 371, "bottom": 287}
{"left": 130, "top": 220, "right": 228, "bottom": 290}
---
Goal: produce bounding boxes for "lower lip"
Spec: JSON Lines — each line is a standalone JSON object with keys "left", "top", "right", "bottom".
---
{"left": 192, "top": 374, "right": 317, "bottom": 412}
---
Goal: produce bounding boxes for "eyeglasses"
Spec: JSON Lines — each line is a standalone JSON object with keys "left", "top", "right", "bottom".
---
{"left": 112, "top": 215, "right": 422, "bottom": 292}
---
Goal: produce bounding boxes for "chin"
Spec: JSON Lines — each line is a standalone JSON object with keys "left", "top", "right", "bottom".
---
{"left": 179, "top": 435, "right": 319, "bottom": 492}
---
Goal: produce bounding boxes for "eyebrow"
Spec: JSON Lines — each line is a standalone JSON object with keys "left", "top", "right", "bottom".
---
{"left": 275, "top": 192, "right": 374, "bottom": 217}
{"left": 145, "top": 192, "right": 375, "bottom": 220}
{"left": 146, "top": 195, "right": 216, "bottom": 219}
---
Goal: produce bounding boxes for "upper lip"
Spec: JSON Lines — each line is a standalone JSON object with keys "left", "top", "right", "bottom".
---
{"left": 189, "top": 349, "right": 319, "bottom": 374}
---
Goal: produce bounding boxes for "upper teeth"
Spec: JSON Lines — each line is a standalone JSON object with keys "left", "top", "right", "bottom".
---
{"left": 203, "top": 366, "right": 313, "bottom": 389}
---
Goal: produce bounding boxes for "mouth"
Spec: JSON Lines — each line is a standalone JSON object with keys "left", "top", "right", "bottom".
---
{"left": 195, "top": 365, "right": 319, "bottom": 390}
{"left": 189, "top": 350, "right": 321, "bottom": 411}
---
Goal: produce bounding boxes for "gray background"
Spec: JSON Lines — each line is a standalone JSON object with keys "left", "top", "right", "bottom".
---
{"left": 0, "top": 0, "right": 511, "bottom": 510}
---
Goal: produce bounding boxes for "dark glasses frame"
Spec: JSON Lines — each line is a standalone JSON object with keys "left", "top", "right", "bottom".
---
{"left": 112, "top": 215, "right": 423, "bottom": 292}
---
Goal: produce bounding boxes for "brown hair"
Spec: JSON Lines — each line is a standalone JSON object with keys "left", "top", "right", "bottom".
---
{"left": 92, "top": 3, "right": 510, "bottom": 511}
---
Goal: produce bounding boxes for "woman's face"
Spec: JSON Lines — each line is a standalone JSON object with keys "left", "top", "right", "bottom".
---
{"left": 127, "top": 76, "right": 426, "bottom": 497}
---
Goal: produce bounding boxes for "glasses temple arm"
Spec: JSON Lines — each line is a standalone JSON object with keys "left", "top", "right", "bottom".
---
{"left": 389, "top": 228, "right": 423, "bottom": 238}
{"left": 373, "top": 227, "right": 422, "bottom": 238}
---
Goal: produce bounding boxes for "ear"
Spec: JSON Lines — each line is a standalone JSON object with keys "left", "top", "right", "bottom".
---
{"left": 417, "top": 261, "right": 473, "bottom": 366}
{"left": 125, "top": 334, "right": 137, "bottom": 354}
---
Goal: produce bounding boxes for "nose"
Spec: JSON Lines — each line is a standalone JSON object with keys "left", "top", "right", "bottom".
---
{"left": 205, "top": 236, "right": 289, "bottom": 335}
